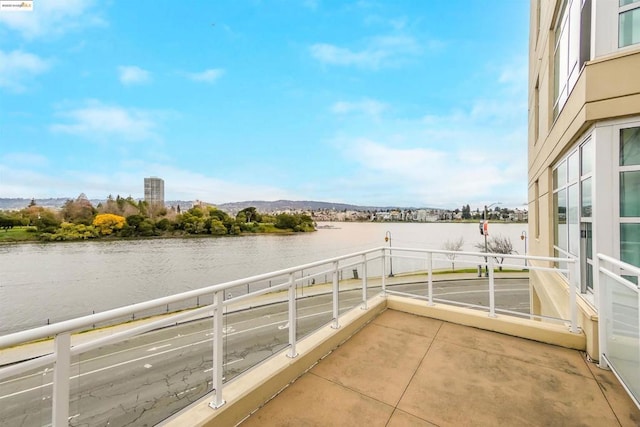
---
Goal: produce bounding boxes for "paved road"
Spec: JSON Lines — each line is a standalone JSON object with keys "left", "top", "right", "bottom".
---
{"left": 0, "top": 278, "right": 528, "bottom": 426}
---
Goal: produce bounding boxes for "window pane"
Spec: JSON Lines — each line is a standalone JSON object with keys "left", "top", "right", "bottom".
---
{"left": 580, "top": 0, "right": 592, "bottom": 67}
{"left": 568, "top": 184, "right": 579, "bottom": 255}
{"left": 581, "top": 222, "right": 593, "bottom": 259}
{"left": 554, "top": 161, "right": 567, "bottom": 189}
{"left": 586, "top": 263, "right": 593, "bottom": 291}
{"left": 621, "top": 171, "right": 640, "bottom": 217}
{"left": 569, "top": 0, "right": 580, "bottom": 70}
{"left": 581, "top": 177, "right": 592, "bottom": 217}
{"left": 620, "top": 8, "right": 640, "bottom": 48}
{"left": 621, "top": 223, "right": 640, "bottom": 268}
{"left": 581, "top": 139, "right": 593, "bottom": 175}
{"left": 621, "top": 127, "right": 640, "bottom": 166}
{"left": 620, "top": 0, "right": 640, "bottom": 7}
{"left": 555, "top": 189, "right": 567, "bottom": 250}
{"left": 553, "top": 44, "right": 561, "bottom": 105}
{"left": 568, "top": 151, "right": 579, "bottom": 182}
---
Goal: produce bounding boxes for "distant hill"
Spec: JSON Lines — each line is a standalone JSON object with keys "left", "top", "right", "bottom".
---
{"left": 0, "top": 197, "right": 431, "bottom": 212}
{"left": 214, "top": 200, "right": 422, "bottom": 214}
{"left": 0, "top": 198, "right": 71, "bottom": 210}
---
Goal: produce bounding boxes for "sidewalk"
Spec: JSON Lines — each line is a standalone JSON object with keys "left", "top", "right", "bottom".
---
{"left": 0, "top": 270, "right": 529, "bottom": 367}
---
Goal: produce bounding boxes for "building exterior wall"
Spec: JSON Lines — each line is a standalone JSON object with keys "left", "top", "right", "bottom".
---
{"left": 528, "top": 0, "right": 640, "bottom": 360}
{"left": 144, "top": 177, "right": 165, "bottom": 206}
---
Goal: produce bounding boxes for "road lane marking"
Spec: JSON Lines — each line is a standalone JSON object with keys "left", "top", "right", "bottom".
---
{"left": 147, "top": 344, "right": 171, "bottom": 352}
{"left": 277, "top": 322, "right": 289, "bottom": 330}
{"left": 204, "top": 358, "right": 243, "bottom": 373}
{"left": 177, "top": 386, "right": 198, "bottom": 397}
{"left": 143, "top": 364, "right": 153, "bottom": 369}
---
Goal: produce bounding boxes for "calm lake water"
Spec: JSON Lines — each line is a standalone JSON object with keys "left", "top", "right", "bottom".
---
{"left": 0, "top": 222, "right": 527, "bottom": 334}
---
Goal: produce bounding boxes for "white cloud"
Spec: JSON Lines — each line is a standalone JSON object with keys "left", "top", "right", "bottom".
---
{"left": 0, "top": 49, "right": 50, "bottom": 92}
{"left": 50, "top": 100, "right": 161, "bottom": 141}
{"left": 331, "top": 99, "right": 387, "bottom": 118}
{"left": 326, "top": 58, "right": 528, "bottom": 208}
{"left": 0, "top": 161, "right": 298, "bottom": 202}
{"left": 1, "top": 152, "right": 49, "bottom": 167}
{"left": 118, "top": 66, "right": 151, "bottom": 86}
{"left": 0, "top": 0, "right": 106, "bottom": 40}
{"left": 184, "top": 68, "right": 225, "bottom": 83}
{"left": 310, "top": 35, "right": 422, "bottom": 69}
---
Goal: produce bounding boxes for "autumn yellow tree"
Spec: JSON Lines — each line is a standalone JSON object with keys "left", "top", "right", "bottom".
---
{"left": 92, "top": 213, "right": 126, "bottom": 235}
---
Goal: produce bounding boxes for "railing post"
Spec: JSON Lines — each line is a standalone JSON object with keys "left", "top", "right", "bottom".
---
{"left": 288, "top": 273, "right": 298, "bottom": 358}
{"left": 361, "top": 254, "right": 368, "bottom": 310}
{"left": 52, "top": 332, "right": 71, "bottom": 427}
{"left": 427, "top": 252, "right": 434, "bottom": 306}
{"left": 332, "top": 261, "right": 340, "bottom": 329}
{"left": 381, "top": 249, "right": 387, "bottom": 296}
{"left": 569, "top": 260, "right": 579, "bottom": 333}
{"left": 595, "top": 255, "right": 609, "bottom": 368}
{"left": 488, "top": 257, "right": 496, "bottom": 318}
{"left": 209, "top": 291, "right": 226, "bottom": 409}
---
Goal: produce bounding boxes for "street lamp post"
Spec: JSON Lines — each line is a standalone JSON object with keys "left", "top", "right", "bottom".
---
{"left": 521, "top": 231, "right": 528, "bottom": 267}
{"left": 385, "top": 231, "right": 393, "bottom": 277}
{"left": 483, "top": 202, "right": 501, "bottom": 277}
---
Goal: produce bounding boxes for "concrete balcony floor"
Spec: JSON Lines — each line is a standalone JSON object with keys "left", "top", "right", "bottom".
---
{"left": 240, "top": 309, "right": 640, "bottom": 426}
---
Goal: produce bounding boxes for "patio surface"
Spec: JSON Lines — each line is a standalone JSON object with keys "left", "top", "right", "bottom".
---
{"left": 240, "top": 309, "right": 640, "bottom": 426}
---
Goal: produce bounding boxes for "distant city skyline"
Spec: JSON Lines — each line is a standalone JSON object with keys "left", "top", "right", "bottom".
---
{"left": 0, "top": 1, "right": 528, "bottom": 209}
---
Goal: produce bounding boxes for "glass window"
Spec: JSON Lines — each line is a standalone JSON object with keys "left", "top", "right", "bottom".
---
{"left": 582, "top": 222, "right": 593, "bottom": 259}
{"left": 568, "top": 184, "right": 580, "bottom": 255}
{"left": 568, "top": 152, "right": 579, "bottom": 181}
{"left": 581, "top": 139, "right": 593, "bottom": 175}
{"left": 581, "top": 177, "right": 592, "bottom": 217}
{"left": 621, "top": 127, "right": 640, "bottom": 166}
{"left": 554, "top": 160, "right": 567, "bottom": 189}
{"left": 621, "top": 223, "right": 640, "bottom": 268}
{"left": 554, "top": 0, "right": 590, "bottom": 119}
{"left": 621, "top": 0, "right": 640, "bottom": 6}
{"left": 620, "top": 7, "right": 640, "bottom": 48}
{"left": 555, "top": 189, "right": 567, "bottom": 249}
{"left": 621, "top": 171, "right": 640, "bottom": 217}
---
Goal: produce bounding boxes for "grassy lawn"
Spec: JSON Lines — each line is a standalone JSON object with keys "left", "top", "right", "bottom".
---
{"left": 0, "top": 227, "right": 39, "bottom": 243}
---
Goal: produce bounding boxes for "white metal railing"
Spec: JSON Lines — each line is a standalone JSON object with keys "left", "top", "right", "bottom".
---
{"left": 596, "top": 253, "right": 640, "bottom": 409}
{"left": 0, "top": 246, "right": 577, "bottom": 426}
{"left": 381, "top": 247, "right": 579, "bottom": 329}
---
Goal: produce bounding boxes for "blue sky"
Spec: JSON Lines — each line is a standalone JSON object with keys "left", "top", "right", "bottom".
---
{"left": 0, "top": 0, "right": 529, "bottom": 209}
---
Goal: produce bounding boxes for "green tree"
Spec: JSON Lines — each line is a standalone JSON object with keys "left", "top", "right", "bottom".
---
{"left": 61, "top": 194, "right": 96, "bottom": 225}
{"left": 275, "top": 213, "right": 315, "bottom": 232}
{"left": 137, "top": 219, "right": 157, "bottom": 236}
{"left": 209, "top": 219, "right": 228, "bottom": 235}
{"left": 155, "top": 218, "right": 173, "bottom": 232}
{"left": 238, "top": 207, "right": 261, "bottom": 222}
{"left": 126, "top": 214, "right": 145, "bottom": 230}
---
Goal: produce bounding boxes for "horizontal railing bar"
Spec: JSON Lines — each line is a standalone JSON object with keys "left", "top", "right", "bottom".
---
{"left": 599, "top": 267, "right": 640, "bottom": 293}
{"left": 386, "top": 246, "right": 575, "bottom": 263}
{"left": 598, "top": 253, "right": 640, "bottom": 277}
{"left": 0, "top": 247, "right": 385, "bottom": 348}
{"left": 0, "top": 352, "right": 56, "bottom": 381}
{"left": 0, "top": 303, "right": 219, "bottom": 381}
{"left": 223, "top": 282, "right": 290, "bottom": 306}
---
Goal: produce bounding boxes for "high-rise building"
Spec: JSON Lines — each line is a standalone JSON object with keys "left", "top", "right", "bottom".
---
{"left": 144, "top": 177, "right": 165, "bottom": 206}
{"left": 528, "top": 0, "right": 640, "bottom": 361}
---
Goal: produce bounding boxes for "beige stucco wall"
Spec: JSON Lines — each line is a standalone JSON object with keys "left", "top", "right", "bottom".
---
{"left": 530, "top": 269, "right": 599, "bottom": 359}
{"left": 527, "top": 0, "right": 640, "bottom": 363}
